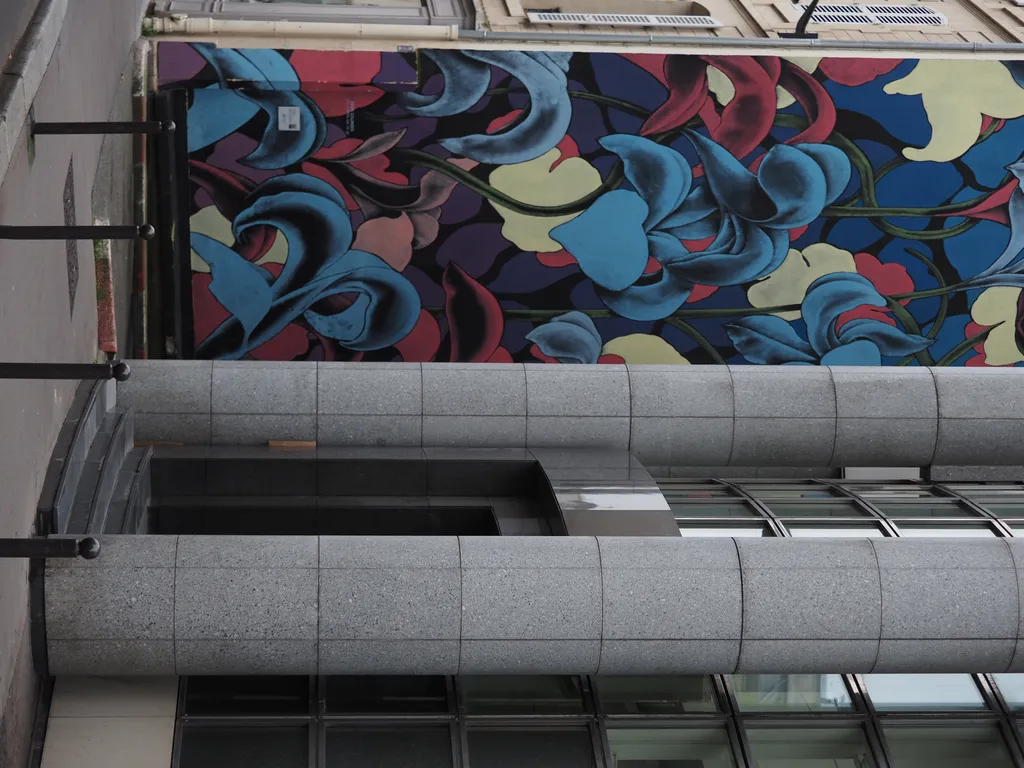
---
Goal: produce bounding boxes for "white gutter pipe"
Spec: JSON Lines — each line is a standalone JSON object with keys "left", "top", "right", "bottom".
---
{"left": 144, "top": 13, "right": 1024, "bottom": 56}
{"left": 462, "top": 29, "right": 1024, "bottom": 55}
{"left": 143, "top": 15, "right": 460, "bottom": 41}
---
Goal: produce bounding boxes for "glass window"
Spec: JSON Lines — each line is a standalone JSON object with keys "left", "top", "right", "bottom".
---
{"left": 744, "top": 484, "right": 839, "bottom": 499}
{"left": 981, "top": 504, "right": 1024, "bottom": 518}
{"left": 670, "top": 502, "right": 757, "bottom": 518}
{"left": 659, "top": 482, "right": 738, "bottom": 499}
{"left": 678, "top": 525, "right": 771, "bottom": 538}
{"left": 847, "top": 484, "right": 939, "bottom": 498}
{"left": 745, "top": 727, "right": 876, "bottom": 768}
{"left": 607, "top": 727, "right": 737, "bottom": 768}
{"left": 731, "top": 674, "right": 852, "bottom": 712}
{"left": 183, "top": 676, "right": 310, "bottom": 716}
{"left": 863, "top": 674, "right": 986, "bottom": 711}
{"left": 597, "top": 676, "right": 718, "bottom": 714}
{"left": 946, "top": 485, "right": 1024, "bottom": 499}
{"left": 459, "top": 676, "right": 585, "bottom": 715}
{"left": 762, "top": 501, "right": 869, "bottom": 517}
{"left": 873, "top": 502, "right": 976, "bottom": 518}
{"left": 324, "top": 676, "right": 448, "bottom": 714}
{"left": 467, "top": 728, "right": 594, "bottom": 768}
{"left": 883, "top": 725, "right": 1015, "bottom": 768}
{"left": 895, "top": 525, "right": 997, "bottom": 538}
{"left": 179, "top": 725, "right": 308, "bottom": 768}
{"left": 787, "top": 525, "right": 884, "bottom": 538}
{"left": 994, "top": 674, "right": 1024, "bottom": 710}
{"left": 325, "top": 727, "right": 452, "bottom": 768}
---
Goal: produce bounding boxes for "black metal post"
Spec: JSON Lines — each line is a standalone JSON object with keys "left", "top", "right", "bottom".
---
{"left": 0, "top": 537, "right": 100, "bottom": 560}
{"left": 779, "top": 0, "right": 820, "bottom": 38}
{"left": 0, "top": 361, "right": 131, "bottom": 381}
{"left": 0, "top": 224, "right": 155, "bottom": 241}
{"left": 32, "top": 120, "right": 176, "bottom": 136}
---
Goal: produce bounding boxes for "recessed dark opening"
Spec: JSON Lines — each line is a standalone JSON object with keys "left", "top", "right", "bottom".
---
{"left": 184, "top": 676, "right": 311, "bottom": 716}
{"left": 143, "top": 449, "right": 564, "bottom": 536}
{"left": 152, "top": 501, "right": 499, "bottom": 536}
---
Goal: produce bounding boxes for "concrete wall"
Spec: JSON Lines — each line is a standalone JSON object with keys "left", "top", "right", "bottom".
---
{"left": 45, "top": 534, "right": 1024, "bottom": 675}
{"left": 40, "top": 677, "right": 176, "bottom": 768}
{"left": 119, "top": 361, "right": 1024, "bottom": 468}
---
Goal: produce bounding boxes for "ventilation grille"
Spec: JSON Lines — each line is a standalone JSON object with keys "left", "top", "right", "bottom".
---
{"left": 526, "top": 11, "right": 722, "bottom": 27}
{"left": 795, "top": 3, "right": 946, "bottom": 24}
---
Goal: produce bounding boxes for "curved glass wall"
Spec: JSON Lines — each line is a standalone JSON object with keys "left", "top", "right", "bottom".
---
{"left": 658, "top": 479, "right": 1024, "bottom": 538}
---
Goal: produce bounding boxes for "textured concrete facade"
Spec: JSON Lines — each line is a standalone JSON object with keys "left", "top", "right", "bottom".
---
{"left": 119, "top": 362, "right": 1024, "bottom": 468}
{"left": 46, "top": 534, "right": 1024, "bottom": 676}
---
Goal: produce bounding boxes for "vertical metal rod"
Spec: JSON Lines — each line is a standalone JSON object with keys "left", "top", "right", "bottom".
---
{"left": 32, "top": 120, "right": 176, "bottom": 136}
{"left": 0, "top": 224, "right": 155, "bottom": 241}
{"left": 780, "top": 0, "right": 820, "bottom": 38}
{"left": 0, "top": 537, "right": 100, "bottom": 559}
{"left": 0, "top": 361, "right": 131, "bottom": 381}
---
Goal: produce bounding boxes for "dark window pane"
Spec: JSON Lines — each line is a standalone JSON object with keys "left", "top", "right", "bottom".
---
{"left": 184, "top": 676, "right": 309, "bottom": 715}
{"left": 980, "top": 504, "right": 1024, "bottom": 518}
{"left": 763, "top": 501, "right": 868, "bottom": 517}
{"left": 658, "top": 482, "right": 739, "bottom": 499}
{"left": 459, "top": 676, "right": 585, "bottom": 715}
{"left": 847, "top": 484, "right": 940, "bottom": 498}
{"left": 325, "top": 676, "right": 449, "bottom": 714}
{"left": 731, "top": 674, "right": 852, "bottom": 712}
{"left": 744, "top": 485, "right": 839, "bottom": 499}
{"left": 179, "top": 726, "right": 307, "bottom": 768}
{"left": 467, "top": 728, "right": 593, "bottom": 768}
{"left": 670, "top": 502, "right": 757, "bottom": 518}
{"left": 873, "top": 502, "right": 976, "bottom": 518}
{"left": 326, "top": 727, "right": 452, "bottom": 768}
{"left": 746, "top": 727, "right": 876, "bottom": 767}
{"left": 319, "top": 505, "right": 499, "bottom": 535}
{"left": 607, "top": 727, "right": 736, "bottom": 767}
{"left": 946, "top": 485, "right": 1024, "bottom": 499}
{"left": 597, "top": 676, "right": 718, "bottom": 714}
{"left": 884, "top": 725, "right": 1015, "bottom": 767}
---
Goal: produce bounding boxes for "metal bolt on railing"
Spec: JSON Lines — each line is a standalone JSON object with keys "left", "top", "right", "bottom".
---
{"left": 0, "top": 537, "right": 100, "bottom": 560}
{"left": 0, "top": 361, "right": 131, "bottom": 381}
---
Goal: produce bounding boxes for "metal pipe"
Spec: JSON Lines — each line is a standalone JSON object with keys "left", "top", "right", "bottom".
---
{"left": 0, "top": 537, "right": 100, "bottom": 560}
{"left": 141, "top": 14, "right": 1024, "bottom": 56}
{"left": 0, "top": 224, "right": 155, "bottom": 241}
{"left": 780, "top": 0, "right": 821, "bottom": 39}
{"left": 460, "top": 29, "right": 1024, "bottom": 55}
{"left": 142, "top": 13, "right": 1024, "bottom": 55}
{"left": 32, "top": 120, "right": 175, "bottom": 136}
{"left": 0, "top": 361, "right": 131, "bottom": 381}
{"left": 144, "top": 14, "right": 459, "bottom": 41}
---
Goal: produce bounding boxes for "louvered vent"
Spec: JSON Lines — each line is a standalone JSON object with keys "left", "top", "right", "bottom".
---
{"left": 795, "top": 4, "right": 946, "bottom": 24}
{"left": 525, "top": 11, "right": 721, "bottom": 27}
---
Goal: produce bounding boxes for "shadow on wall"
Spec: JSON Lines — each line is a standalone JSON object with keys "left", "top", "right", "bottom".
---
{"left": 157, "top": 43, "right": 1024, "bottom": 368}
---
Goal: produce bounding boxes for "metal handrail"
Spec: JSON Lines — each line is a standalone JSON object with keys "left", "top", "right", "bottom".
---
{"left": 0, "top": 361, "right": 130, "bottom": 381}
{"left": 0, "top": 536, "right": 99, "bottom": 559}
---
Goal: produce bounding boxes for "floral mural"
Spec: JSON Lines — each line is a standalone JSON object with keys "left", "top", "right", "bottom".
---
{"left": 158, "top": 43, "right": 1024, "bottom": 365}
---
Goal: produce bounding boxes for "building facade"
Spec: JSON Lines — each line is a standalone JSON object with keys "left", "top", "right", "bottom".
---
{"left": 22, "top": 0, "right": 1024, "bottom": 766}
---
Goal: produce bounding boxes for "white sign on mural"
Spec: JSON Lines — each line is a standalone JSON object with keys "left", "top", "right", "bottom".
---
{"left": 278, "top": 106, "right": 301, "bottom": 132}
